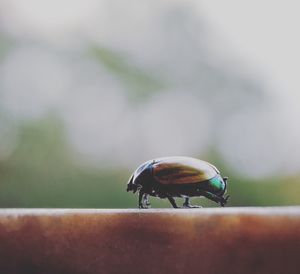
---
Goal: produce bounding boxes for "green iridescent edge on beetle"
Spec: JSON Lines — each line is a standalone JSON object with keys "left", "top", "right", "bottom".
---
{"left": 126, "top": 156, "right": 229, "bottom": 209}
{"left": 209, "top": 176, "right": 226, "bottom": 193}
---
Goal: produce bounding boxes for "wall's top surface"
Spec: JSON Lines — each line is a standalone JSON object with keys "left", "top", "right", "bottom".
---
{"left": 0, "top": 207, "right": 299, "bottom": 274}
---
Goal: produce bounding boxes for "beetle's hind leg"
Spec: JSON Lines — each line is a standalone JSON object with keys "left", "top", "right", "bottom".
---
{"left": 183, "top": 197, "right": 202, "bottom": 208}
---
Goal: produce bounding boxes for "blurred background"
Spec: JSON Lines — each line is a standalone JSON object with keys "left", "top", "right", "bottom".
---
{"left": 0, "top": 0, "right": 299, "bottom": 208}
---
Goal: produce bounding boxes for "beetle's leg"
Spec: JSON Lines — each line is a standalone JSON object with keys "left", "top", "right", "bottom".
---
{"left": 138, "top": 190, "right": 146, "bottom": 209}
{"left": 143, "top": 194, "right": 151, "bottom": 207}
{"left": 138, "top": 190, "right": 150, "bottom": 209}
{"left": 201, "top": 191, "right": 225, "bottom": 207}
{"left": 183, "top": 197, "right": 201, "bottom": 208}
{"left": 138, "top": 190, "right": 143, "bottom": 208}
{"left": 221, "top": 195, "right": 230, "bottom": 207}
{"left": 167, "top": 196, "right": 179, "bottom": 208}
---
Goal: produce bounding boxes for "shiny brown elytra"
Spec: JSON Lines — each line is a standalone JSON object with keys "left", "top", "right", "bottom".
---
{"left": 127, "top": 156, "right": 229, "bottom": 208}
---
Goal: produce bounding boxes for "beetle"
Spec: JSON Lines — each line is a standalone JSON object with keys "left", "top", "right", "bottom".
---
{"left": 127, "top": 156, "right": 229, "bottom": 208}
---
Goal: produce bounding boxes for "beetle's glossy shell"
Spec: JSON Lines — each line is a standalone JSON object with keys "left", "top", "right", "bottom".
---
{"left": 152, "top": 157, "right": 219, "bottom": 185}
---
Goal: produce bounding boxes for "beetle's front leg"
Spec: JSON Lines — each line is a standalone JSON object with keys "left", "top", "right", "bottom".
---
{"left": 183, "top": 197, "right": 201, "bottom": 208}
{"left": 143, "top": 194, "right": 151, "bottom": 207}
{"left": 138, "top": 190, "right": 149, "bottom": 209}
{"left": 138, "top": 190, "right": 144, "bottom": 208}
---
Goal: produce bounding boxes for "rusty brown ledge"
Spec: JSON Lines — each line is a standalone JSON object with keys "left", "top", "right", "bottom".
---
{"left": 0, "top": 207, "right": 299, "bottom": 274}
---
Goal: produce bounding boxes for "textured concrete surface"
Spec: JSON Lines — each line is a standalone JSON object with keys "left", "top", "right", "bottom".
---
{"left": 0, "top": 207, "right": 299, "bottom": 274}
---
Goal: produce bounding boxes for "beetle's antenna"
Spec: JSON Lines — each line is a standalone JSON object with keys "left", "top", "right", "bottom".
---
{"left": 126, "top": 174, "right": 134, "bottom": 192}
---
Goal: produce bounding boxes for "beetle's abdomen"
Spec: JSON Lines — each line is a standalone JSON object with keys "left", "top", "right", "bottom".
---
{"left": 152, "top": 157, "right": 218, "bottom": 185}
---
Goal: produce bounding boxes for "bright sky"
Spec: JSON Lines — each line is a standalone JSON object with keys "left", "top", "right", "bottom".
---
{"left": 3, "top": 0, "right": 299, "bottom": 101}
{"left": 1, "top": 0, "right": 299, "bottom": 177}
{"left": 197, "top": 0, "right": 300, "bottom": 102}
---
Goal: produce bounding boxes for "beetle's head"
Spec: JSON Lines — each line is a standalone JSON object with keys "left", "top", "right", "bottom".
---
{"left": 126, "top": 182, "right": 139, "bottom": 193}
{"left": 126, "top": 175, "right": 139, "bottom": 193}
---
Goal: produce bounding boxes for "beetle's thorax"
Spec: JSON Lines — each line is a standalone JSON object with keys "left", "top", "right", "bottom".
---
{"left": 133, "top": 162, "right": 153, "bottom": 188}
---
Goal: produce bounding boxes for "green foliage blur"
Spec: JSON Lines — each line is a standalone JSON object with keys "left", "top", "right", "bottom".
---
{"left": 0, "top": 3, "right": 300, "bottom": 208}
{"left": 0, "top": 115, "right": 299, "bottom": 209}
